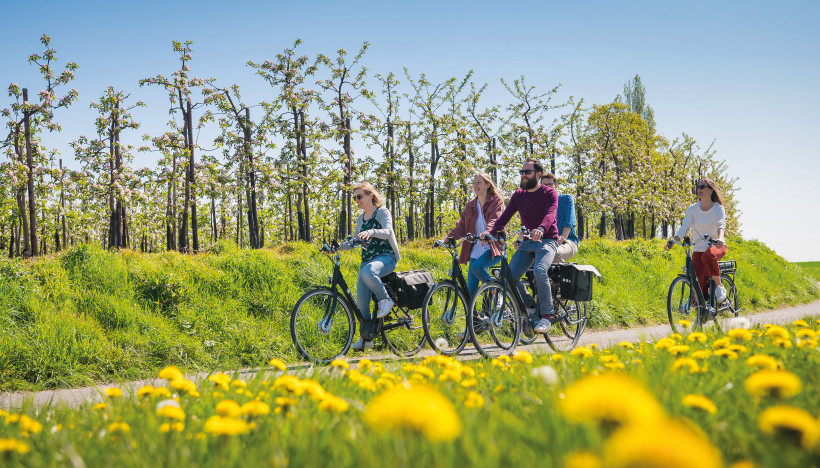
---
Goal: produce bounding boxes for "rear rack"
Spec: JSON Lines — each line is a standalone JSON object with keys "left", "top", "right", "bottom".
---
{"left": 718, "top": 260, "right": 737, "bottom": 274}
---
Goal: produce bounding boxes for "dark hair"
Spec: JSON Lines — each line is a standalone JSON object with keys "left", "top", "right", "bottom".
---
{"left": 541, "top": 172, "right": 556, "bottom": 184}
{"left": 524, "top": 158, "right": 544, "bottom": 176}
{"left": 698, "top": 178, "right": 725, "bottom": 205}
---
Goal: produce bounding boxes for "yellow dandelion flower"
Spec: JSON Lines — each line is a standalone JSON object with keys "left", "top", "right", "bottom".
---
{"left": 379, "top": 372, "right": 398, "bottom": 381}
{"left": 273, "top": 375, "right": 304, "bottom": 395}
{"left": 792, "top": 319, "right": 809, "bottom": 328}
{"left": 765, "top": 326, "right": 789, "bottom": 340}
{"left": 565, "top": 451, "right": 602, "bottom": 468}
{"left": 605, "top": 362, "right": 626, "bottom": 370}
{"left": 203, "top": 416, "right": 252, "bottom": 436}
{"left": 494, "top": 384, "right": 506, "bottom": 394}
{"left": 653, "top": 338, "right": 676, "bottom": 350}
{"left": 461, "top": 378, "right": 478, "bottom": 388}
{"left": 157, "top": 405, "right": 185, "bottom": 421}
{"left": 170, "top": 379, "right": 197, "bottom": 395}
{"left": 413, "top": 366, "right": 436, "bottom": 379}
{"left": 491, "top": 359, "right": 508, "bottom": 369}
{"left": 797, "top": 338, "right": 817, "bottom": 349}
{"left": 300, "top": 379, "right": 326, "bottom": 400}
{"left": 773, "top": 338, "right": 793, "bottom": 348}
{"left": 551, "top": 353, "right": 564, "bottom": 361}
{"left": 728, "top": 329, "right": 753, "bottom": 341}
{"left": 375, "top": 377, "right": 394, "bottom": 389}
{"left": 357, "top": 358, "right": 373, "bottom": 372}
{"left": 745, "top": 370, "right": 802, "bottom": 399}
{"left": 677, "top": 319, "right": 692, "bottom": 329}
{"left": 104, "top": 387, "right": 123, "bottom": 398}
{"left": 241, "top": 400, "right": 270, "bottom": 418}
{"left": 159, "top": 422, "right": 185, "bottom": 433}
{"left": 0, "top": 438, "right": 30, "bottom": 454}
{"left": 154, "top": 387, "right": 171, "bottom": 398}
{"left": 215, "top": 400, "right": 242, "bottom": 418}
{"left": 330, "top": 358, "right": 349, "bottom": 370}
{"left": 589, "top": 343, "right": 599, "bottom": 349}
{"left": 513, "top": 350, "right": 534, "bottom": 364}
{"left": 274, "top": 396, "right": 298, "bottom": 408}
{"left": 137, "top": 385, "right": 155, "bottom": 398}
{"left": 159, "top": 366, "right": 184, "bottom": 381}
{"left": 672, "top": 358, "right": 701, "bottom": 374}
{"left": 712, "top": 337, "right": 731, "bottom": 349}
{"left": 681, "top": 394, "right": 717, "bottom": 415}
{"left": 571, "top": 347, "right": 594, "bottom": 358}
{"left": 11, "top": 415, "right": 42, "bottom": 435}
{"left": 758, "top": 405, "right": 820, "bottom": 448}
{"left": 691, "top": 350, "right": 712, "bottom": 359}
{"left": 796, "top": 328, "right": 816, "bottom": 341}
{"left": 598, "top": 354, "right": 618, "bottom": 363}
{"left": 410, "top": 373, "right": 428, "bottom": 383}
{"left": 269, "top": 358, "right": 287, "bottom": 371}
{"left": 604, "top": 418, "right": 722, "bottom": 468}
{"left": 559, "top": 373, "right": 664, "bottom": 428}
{"left": 713, "top": 348, "right": 738, "bottom": 359}
{"left": 318, "top": 394, "right": 350, "bottom": 413}
{"left": 364, "top": 384, "right": 461, "bottom": 442}
{"left": 497, "top": 355, "right": 511, "bottom": 362}
{"left": 728, "top": 461, "right": 760, "bottom": 468}
{"left": 669, "top": 333, "right": 683, "bottom": 341}
{"left": 230, "top": 379, "right": 246, "bottom": 389}
{"left": 687, "top": 332, "right": 707, "bottom": 343}
{"left": 464, "top": 391, "right": 485, "bottom": 409}
{"left": 727, "top": 344, "right": 748, "bottom": 354}
{"left": 108, "top": 422, "right": 131, "bottom": 434}
{"left": 618, "top": 342, "right": 634, "bottom": 349}
{"left": 668, "top": 345, "right": 691, "bottom": 355}
{"left": 93, "top": 403, "right": 107, "bottom": 411}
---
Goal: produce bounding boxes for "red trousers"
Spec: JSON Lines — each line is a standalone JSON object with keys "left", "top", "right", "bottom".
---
{"left": 692, "top": 245, "right": 727, "bottom": 298}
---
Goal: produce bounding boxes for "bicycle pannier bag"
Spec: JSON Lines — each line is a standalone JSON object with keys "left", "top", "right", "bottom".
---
{"left": 556, "top": 264, "right": 594, "bottom": 302}
{"left": 384, "top": 270, "right": 435, "bottom": 310}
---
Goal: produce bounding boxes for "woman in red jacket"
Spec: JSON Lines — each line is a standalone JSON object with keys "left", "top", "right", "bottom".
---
{"left": 441, "top": 173, "right": 505, "bottom": 297}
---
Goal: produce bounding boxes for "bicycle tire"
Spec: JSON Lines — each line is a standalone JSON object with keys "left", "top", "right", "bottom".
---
{"left": 667, "top": 275, "right": 700, "bottom": 333}
{"left": 719, "top": 275, "right": 739, "bottom": 318}
{"left": 422, "top": 281, "right": 470, "bottom": 355}
{"left": 544, "top": 298, "right": 587, "bottom": 352}
{"left": 381, "top": 305, "right": 427, "bottom": 357}
{"left": 468, "top": 281, "right": 522, "bottom": 358}
{"left": 290, "top": 288, "right": 355, "bottom": 364}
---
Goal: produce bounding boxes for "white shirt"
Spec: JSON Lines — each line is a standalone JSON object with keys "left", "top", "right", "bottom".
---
{"left": 675, "top": 202, "right": 726, "bottom": 252}
{"left": 471, "top": 199, "right": 490, "bottom": 259}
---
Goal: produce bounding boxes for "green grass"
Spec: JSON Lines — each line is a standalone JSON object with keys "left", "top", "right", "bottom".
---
{"left": 795, "top": 261, "right": 820, "bottom": 281}
{"left": 2, "top": 323, "right": 820, "bottom": 467}
{"left": 0, "top": 237, "right": 817, "bottom": 392}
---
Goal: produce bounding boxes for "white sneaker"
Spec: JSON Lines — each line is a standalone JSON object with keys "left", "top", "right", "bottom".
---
{"left": 351, "top": 337, "right": 374, "bottom": 351}
{"left": 715, "top": 285, "right": 728, "bottom": 303}
{"left": 377, "top": 298, "right": 394, "bottom": 318}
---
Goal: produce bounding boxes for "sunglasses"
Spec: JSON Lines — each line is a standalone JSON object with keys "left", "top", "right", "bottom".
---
{"left": 354, "top": 194, "right": 365, "bottom": 201}
{"left": 519, "top": 169, "right": 535, "bottom": 175}
{"left": 696, "top": 184, "right": 709, "bottom": 190}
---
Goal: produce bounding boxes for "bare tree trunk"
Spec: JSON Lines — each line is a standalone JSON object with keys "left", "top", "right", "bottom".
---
{"left": 406, "top": 123, "right": 416, "bottom": 241}
{"left": 301, "top": 112, "right": 311, "bottom": 242}
{"left": 244, "top": 108, "right": 260, "bottom": 248}
{"left": 22, "top": 89, "right": 38, "bottom": 256}
{"left": 344, "top": 117, "right": 352, "bottom": 237}
{"left": 188, "top": 101, "right": 199, "bottom": 252}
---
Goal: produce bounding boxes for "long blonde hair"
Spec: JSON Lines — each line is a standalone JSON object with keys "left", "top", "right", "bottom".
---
{"left": 353, "top": 181, "right": 385, "bottom": 208}
{"left": 475, "top": 172, "right": 504, "bottom": 199}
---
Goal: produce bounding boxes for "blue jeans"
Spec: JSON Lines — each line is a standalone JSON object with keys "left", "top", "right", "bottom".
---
{"left": 467, "top": 250, "right": 502, "bottom": 297}
{"left": 356, "top": 254, "right": 397, "bottom": 320}
{"left": 508, "top": 239, "right": 558, "bottom": 317}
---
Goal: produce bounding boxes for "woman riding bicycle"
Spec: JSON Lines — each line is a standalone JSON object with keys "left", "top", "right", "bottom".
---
{"left": 665, "top": 178, "right": 728, "bottom": 303}
{"left": 341, "top": 182, "right": 401, "bottom": 350}
{"left": 440, "top": 173, "right": 505, "bottom": 297}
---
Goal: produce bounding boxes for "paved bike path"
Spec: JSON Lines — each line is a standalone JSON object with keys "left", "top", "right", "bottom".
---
{"left": 4, "top": 287, "right": 820, "bottom": 410}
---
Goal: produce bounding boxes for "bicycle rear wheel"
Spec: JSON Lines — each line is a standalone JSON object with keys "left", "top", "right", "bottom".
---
{"left": 381, "top": 306, "right": 427, "bottom": 357}
{"left": 667, "top": 276, "right": 700, "bottom": 333}
{"left": 422, "top": 281, "right": 470, "bottom": 355}
{"left": 718, "top": 275, "right": 739, "bottom": 317}
{"left": 469, "top": 282, "right": 522, "bottom": 358}
{"left": 290, "top": 288, "right": 355, "bottom": 364}
{"left": 545, "top": 298, "right": 587, "bottom": 352}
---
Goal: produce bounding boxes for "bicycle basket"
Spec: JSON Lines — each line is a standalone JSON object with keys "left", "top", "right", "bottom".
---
{"left": 383, "top": 270, "right": 435, "bottom": 310}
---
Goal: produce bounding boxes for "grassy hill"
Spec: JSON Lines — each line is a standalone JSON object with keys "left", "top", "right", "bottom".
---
{"left": 0, "top": 238, "right": 817, "bottom": 391}
{"left": 795, "top": 261, "right": 820, "bottom": 281}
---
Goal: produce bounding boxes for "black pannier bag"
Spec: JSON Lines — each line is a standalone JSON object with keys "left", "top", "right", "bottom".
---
{"left": 383, "top": 270, "right": 435, "bottom": 310}
{"left": 555, "top": 264, "right": 600, "bottom": 302}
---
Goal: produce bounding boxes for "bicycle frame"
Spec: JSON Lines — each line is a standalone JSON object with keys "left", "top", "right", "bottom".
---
{"left": 674, "top": 235, "right": 713, "bottom": 322}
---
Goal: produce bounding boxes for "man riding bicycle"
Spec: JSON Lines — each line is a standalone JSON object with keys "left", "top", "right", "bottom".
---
{"left": 484, "top": 158, "right": 559, "bottom": 334}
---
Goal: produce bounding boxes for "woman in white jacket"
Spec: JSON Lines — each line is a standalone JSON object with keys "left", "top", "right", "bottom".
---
{"left": 665, "top": 178, "right": 728, "bottom": 303}
{"left": 341, "top": 182, "right": 401, "bottom": 350}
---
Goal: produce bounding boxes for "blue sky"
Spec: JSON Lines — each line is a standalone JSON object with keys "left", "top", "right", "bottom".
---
{"left": 2, "top": 0, "right": 819, "bottom": 261}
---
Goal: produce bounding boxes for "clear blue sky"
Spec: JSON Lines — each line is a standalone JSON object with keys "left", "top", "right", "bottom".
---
{"left": 2, "top": 0, "right": 819, "bottom": 261}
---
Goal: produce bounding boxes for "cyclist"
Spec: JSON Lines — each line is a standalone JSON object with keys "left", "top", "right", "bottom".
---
{"left": 664, "top": 178, "right": 728, "bottom": 303}
{"left": 440, "top": 173, "right": 506, "bottom": 297}
{"left": 341, "top": 182, "right": 401, "bottom": 350}
{"left": 541, "top": 172, "right": 578, "bottom": 263}
{"left": 484, "top": 158, "right": 559, "bottom": 334}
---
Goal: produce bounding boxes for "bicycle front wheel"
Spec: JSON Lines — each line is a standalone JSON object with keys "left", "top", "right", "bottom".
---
{"left": 422, "top": 281, "right": 470, "bottom": 355}
{"left": 469, "top": 282, "right": 522, "bottom": 358}
{"left": 719, "top": 275, "right": 739, "bottom": 317}
{"left": 667, "top": 276, "right": 699, "bottom": 333}
{"left": 545, "top": 298, "right": 587, "bottom": 352}
{"left": 290, "top": 288, "right": 355, "bottom": 364}
{"left": 381, "top": 306, "right": 427, "bottom": 357}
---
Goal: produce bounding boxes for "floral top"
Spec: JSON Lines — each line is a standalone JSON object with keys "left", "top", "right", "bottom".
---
{"left": 361, "top": 217, "right": 395, "bottom": 263}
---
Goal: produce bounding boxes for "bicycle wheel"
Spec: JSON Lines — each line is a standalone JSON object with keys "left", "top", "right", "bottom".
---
{"left": 719, "top": 275, "right": 739, "bottom": 317}
{"left": 469, "top": 282, "right": 522, "bottom": 358}
{"left": 422, "top": 281, "right": 470, "bottom": 355}
{"left": 290, "top": 288, "right": 355, "bottom": 364}
{"left": 544, "top": 298, "right": 587, "bottom": 352}
{"left": 667, "top": 276, "right": 700, "bottom": 333}
{"left": 381, "top": 305, "right": 427, "bottom": 357}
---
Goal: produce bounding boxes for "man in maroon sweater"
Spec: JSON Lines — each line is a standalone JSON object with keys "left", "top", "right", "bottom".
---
{"left": 485, "top": 158, "right": 558, "bottom": 334}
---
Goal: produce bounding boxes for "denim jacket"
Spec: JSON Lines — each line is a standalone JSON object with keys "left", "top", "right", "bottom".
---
{"left": 557, "top": 194, "right": 579, "bottom": 245}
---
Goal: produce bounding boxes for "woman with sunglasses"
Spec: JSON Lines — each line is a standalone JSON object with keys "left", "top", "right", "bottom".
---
{"left": 440, "top": 172, "right": 505, "bottom": 297}
{"left": 665, "top": 178, "right": 728, "bottom": 302}
{"left": 341, "top": 182, "right": 401, "bottom": 350}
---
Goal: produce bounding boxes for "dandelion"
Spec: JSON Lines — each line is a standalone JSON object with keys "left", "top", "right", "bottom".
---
{"left": 434, "top": 337, "right": 448, "bottom": 349}
{"left": 728, "top": 461, "right": 760, "bottom": 468}
{"left": 461, "top": 378, "right": 478, "bottom": 388}
{"left": 598, "top": 354, "right": 618, "bottom": 363}
{"left": 0, "top": 438, "right": 30, "bottom": 454}
{"left": 531, "top": 365, "right": 559, "bottom": 385}
{"left": 203, "top": 416, "right": 252, "bottom": 436}
{"left": 691, "top": 350, "right": 712, "bottom": 359}
{"left": 796, "top": 328, "right": 816, "bottom": 341}
{"left": 93, "top": 403, "right": 107, "bottom": 411}
{"left": 551, "top": 353, "right": 563, "bottom": 361}
{"left": 105, "top": 387, "right": 123, "bottom": 398}
{"left": 792, "top": 319, "right": 809, "bottom": 328}
{"left": 273, "top": 376, "right": 304, "bottom": 395}
{"left": 159, "top": 366, "right": 184, "bottom": 381}
{"left": 653, "top": 338, "right": 676, "bottom": 350}
{"left": 318, "top": 394, "right": 349, "bottom": 413}
{"left": 571, "top": 347, "right": 594, "bottom": 358}
{"left": 728, "top": 329, "right": 753, "bottom": 341}
{"left": 215, "top": 400, "right": 242, "bottom": 418}
{"left": 605, "top": 362, "right": 626, "bottom": 370}
{"left": 464, "top": 391, "right": 485, "bottom": 409}
{"left": 7, "top": 415, "right": 42, "bottom": 435}
{"left": 713, "top": 348, "right": 738, "bottom": 359}
{"left": 758, "top": 405, "right": 820, "bottom": 448}
{"left": 668, "top": 345, "right": 691, "bottom": 355}
{"left": 618, "top": 342, "right": 634, "bottom": 349}
{"left": 170, "top": 378, "right": 198, "bottom": 396}
{"left": 687, "top": 332, "right": 707, "bottom": 343}
{"left": 681, "top": 394, "right": 717, "bottom": 414}
{"left": 108, "top": 422, "right": 131, "bottom": 434}
{"left": 559, "top": 373, "right": 664, "bottom": 429}
{"left": 357, "top": 358, "right": 373, "bottom": 372}
{"left": 604, "top": 418, "right": 722, "bottom": 468}
{"left": 157, "top": 405, "right": 186, "bottom": 421}
{"left": 744, "top": 370, "right": 802, "bottom": 399}
{"left": 672, "top": 358, "right": 701, "bottom": 374}
{"left": 712, "top": 337, "right": 731, "bottom": 349}
{"left": 241, "top": 400, "right": 270, "bottom": 418}
{"left": 269, "top": 358, "right": 287, "bottom": 371}
{"left": 208, "top": 373, "right": 231, "bottom": 390}
{"left": 764, "top": 326, "right": 789, "bottom": 340}
{"left": 137, "top": 386, "right": 156, "bottom": 398}
{"left": 727, "top": 317, "right": 751, "bottom": 330}
{"left": 513, "top": 350, "right": 534, "bottom": 364}
{"left": 364, "top": 384, "right": 461, "bottom": 442}
{"left": 159, "top": 422, "right": 185, "bottom": 433}
{"left": 330, "top": 358, "right": 349, "bottom": 370}
{"left": 564, "top": 451, "right": 602, "bottom": 468}
{"left": 677, "top": 319, "right": 691, "bottom": 329}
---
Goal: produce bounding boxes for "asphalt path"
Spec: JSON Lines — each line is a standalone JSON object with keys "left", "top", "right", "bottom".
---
{"left": 4, "top": 284, "right": 819, "bottom": 410}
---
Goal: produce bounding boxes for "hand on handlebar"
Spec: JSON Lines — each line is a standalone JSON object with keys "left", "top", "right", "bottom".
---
{"left": 531, "top": 228, "right": 544, "bottom": 242}
{"left": 357, "top": 230, "right": 371, "bottom": 241}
